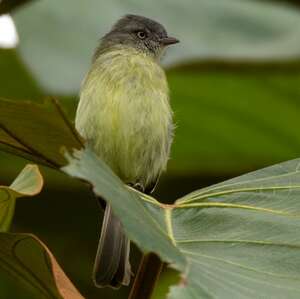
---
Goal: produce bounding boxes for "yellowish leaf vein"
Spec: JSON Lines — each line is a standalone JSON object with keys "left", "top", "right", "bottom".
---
{"left": 165, "top": 208, "right": 176, "bottom": 245}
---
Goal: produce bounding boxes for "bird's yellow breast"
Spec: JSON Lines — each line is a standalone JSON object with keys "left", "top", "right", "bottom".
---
{"left": 75, "top": 46, "right": 173, "bottom": 188}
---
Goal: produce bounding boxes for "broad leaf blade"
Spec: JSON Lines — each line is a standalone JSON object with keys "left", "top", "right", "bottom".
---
{"left": 6, "top": 1, "right": 300, "bottom": 178}
{"left": 0, "top": 98, "right": 83, "bottom": 168}
{"left": 0, "top": 233, "right": 84, "bottom": 299}
{"left": 0, "top": 49, "right": 42, "bottom": 101}
{"left": 0, "top": 164, "right": 43, "bottom": 231}
{"left": 62, "top": 149, "right": 186, "bottom": 271}
{"left": 13, "top": 0, "right": 300, "bottom": 94}
{"left": 63, "top": 148, "right": 300, "bottom": 298}
{"left": 167, "top": 66, "right": 300, "bottom": 176}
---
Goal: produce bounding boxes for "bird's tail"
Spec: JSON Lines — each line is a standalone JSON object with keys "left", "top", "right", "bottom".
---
{"left": 93, "top": 204, "right": 131, "bottom": 288}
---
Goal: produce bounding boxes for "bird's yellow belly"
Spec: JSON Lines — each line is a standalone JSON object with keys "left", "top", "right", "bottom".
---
{"left": 90, "top": 88, "right": 171, "bottom": 187}
{"left": 75, "top": 47, "right": 173, "bottom": 188}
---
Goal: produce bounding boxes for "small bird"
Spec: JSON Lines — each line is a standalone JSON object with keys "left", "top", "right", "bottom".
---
{"left": 75, "top": 14, "right": 178, "bottom": 288}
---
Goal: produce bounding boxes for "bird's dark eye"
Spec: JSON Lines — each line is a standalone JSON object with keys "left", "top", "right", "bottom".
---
{"left": 136, "top": 31, "right": 147, "bottom": 39}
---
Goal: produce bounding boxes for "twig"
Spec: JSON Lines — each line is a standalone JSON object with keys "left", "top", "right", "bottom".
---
{"left": 128, "top": 252, "right": 164, "bottom": 299}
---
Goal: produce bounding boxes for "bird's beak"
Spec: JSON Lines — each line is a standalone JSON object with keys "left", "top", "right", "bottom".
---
{"left": 159, "top": 36, "right": 180, "bottom": 46}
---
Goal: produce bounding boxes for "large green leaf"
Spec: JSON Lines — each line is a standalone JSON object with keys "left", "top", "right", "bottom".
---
{"left": 12, "top": 0, "right": 300, "bottom": 94}
{"left": 0, "top": 49, "right": 42, "bottom": 101}
{"left": 4, "top": 0, "right": 300, "bottom": 178}
{"left": 0, "top": 233, "right": 84, "bottom": 299}
{"left": 7, "top": 0, "right": 300, "bottom": 177}
{"left": 0, "top": 164, "right": 43, "bottom": 231}
{"left": 0, "top": 98, "right": 83, "bottom": 168}
{"left": 2, "top": 65, "right": 300, "bottom": 180}
{"left": 63, "top": 147, "right": 300, "bottom": 298}
{"left": 167, "top": 65, "right": 300, "bottom": 176}
{"left": 3, "top": 65, "right": 300, "bottom": 178}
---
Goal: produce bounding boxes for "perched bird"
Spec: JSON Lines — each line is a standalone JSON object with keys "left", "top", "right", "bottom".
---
{"left": 75, "top": 14, "right": 179, "bottom": 288}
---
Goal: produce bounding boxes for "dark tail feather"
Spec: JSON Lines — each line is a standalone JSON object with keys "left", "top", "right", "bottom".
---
{"left": 93, "top": 204, "right": 131, "bottom": 288}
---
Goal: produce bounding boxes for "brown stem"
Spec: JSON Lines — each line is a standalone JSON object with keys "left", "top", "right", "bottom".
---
{"left": 128, "top": 252, "right": 163, "bottom": 299}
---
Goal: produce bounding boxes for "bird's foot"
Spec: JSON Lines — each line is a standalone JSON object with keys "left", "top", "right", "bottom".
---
{"left": 128, "top": 182, "right": 145, "bottom": 193}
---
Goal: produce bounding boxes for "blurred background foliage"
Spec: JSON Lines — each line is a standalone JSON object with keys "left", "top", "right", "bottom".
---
{"left": 1, "top": 0, "right": 300, "bottom": 298}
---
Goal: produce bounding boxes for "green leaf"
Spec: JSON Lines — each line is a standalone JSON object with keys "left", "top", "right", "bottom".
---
{"left": 3, "top": 65, "right": 300, "bottom": 177}
{"left": 0, "top": 164, "right": 43, "bottom": 231}
{"left": 63, "top": 148, "right": 186, "bottom": 270}
{"left": 167, "top": 65, "right": 300, "bottom": 176}
{"left": 63, "top": 147, "right": 300, "bottom": 298}
{"left": 7, "top": 0, "right": 300, "bottom": 177}
{"left": 12, "top": 0, "right": 300, "bottom": 94}
{"left": 6, "top": 1, "right": 300, "bottom": 178}
{"left": 0, "top": 49, "right": 42, "bottom": 101}
{"left": 0, "top": 233, "right": 84, "bottom": 299}
{"left": 0, "top": 98, "right": 83, "bottom": 168}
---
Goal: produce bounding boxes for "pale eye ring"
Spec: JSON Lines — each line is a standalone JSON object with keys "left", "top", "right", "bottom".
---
{"left": 137, "top": 31, "right": 147, "bottom": 39}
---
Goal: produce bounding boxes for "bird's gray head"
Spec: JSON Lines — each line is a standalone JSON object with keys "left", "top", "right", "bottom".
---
{"left": 95, "top": 14, "right": 179, "bottom": 60}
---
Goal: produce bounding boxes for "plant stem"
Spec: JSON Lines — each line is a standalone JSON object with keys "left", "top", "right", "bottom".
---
{"left": 128, "top": 252, "right": 163, "bottom": 299}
